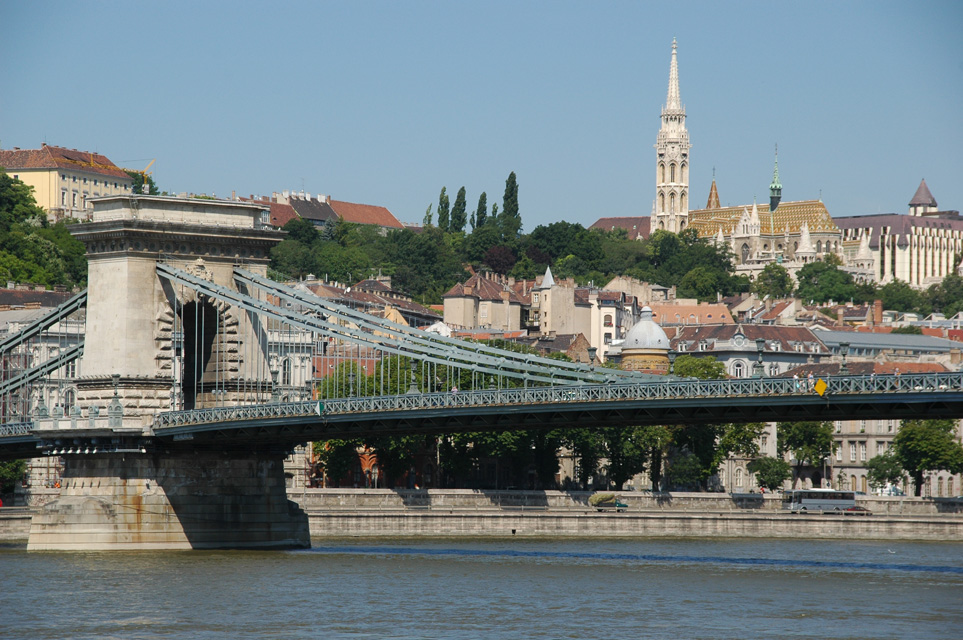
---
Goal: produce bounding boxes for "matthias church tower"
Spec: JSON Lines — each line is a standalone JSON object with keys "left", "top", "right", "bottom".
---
{"left": 654, "top": 39, "right": 690, "bottom": 233}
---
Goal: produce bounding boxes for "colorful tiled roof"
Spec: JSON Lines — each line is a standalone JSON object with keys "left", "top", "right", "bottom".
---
{"left": 0, "top": 144, "right": 129, "bottom": 179}
{"left": 689, "top": 199, "right": 838, "bottom": 237}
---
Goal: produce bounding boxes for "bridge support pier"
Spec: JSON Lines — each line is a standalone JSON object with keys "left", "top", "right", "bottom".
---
{"left": 27, "top": 451, "right": 310, "bottom": 550}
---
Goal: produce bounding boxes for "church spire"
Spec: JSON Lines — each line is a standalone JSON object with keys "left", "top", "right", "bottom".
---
{"left": 654, "top": 39, "right": 690, "bottom": 233}
{"left": 769, "top": 144, "right": 782, "bottom": 212}
{"left": 666, "top": 38, "right": 681, "bottom": 112}
{"left": 706, "top": 170, "right": 720, "bottom": 209}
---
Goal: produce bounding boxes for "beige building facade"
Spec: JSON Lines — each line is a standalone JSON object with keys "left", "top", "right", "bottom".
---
{"left": 0, "top": 144, "right": 133, "bottom": 221}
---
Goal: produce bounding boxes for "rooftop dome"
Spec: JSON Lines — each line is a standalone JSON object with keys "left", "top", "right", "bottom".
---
{"left": 623, "top": 307, "right": 670, "bottom": 350}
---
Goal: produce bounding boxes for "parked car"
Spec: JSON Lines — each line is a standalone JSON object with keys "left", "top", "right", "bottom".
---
{"left": 844, "top": 506, "right": 872, "bottom": 516}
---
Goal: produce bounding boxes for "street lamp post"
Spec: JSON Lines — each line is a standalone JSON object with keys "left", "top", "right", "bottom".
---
{"left": 668, "top": 349, "right": 677, "bottom": 375}
{"left": 348, "top": 370, "right": 356, "bottom": 398}
{"left": 753, "top": 338, "right": 766, "bottom": 378}
{"left": 839, "top": 341, "right": 850, "bottom": 375}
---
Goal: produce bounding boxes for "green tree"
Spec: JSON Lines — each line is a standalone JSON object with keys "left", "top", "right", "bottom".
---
{"left": 474, "top": 191, "right": 488, "bottom": 229}
{"left": 436, "top": 187, "right": 450, "bottom": 232}
{"left": 282, "top": 217, "right": 320, "bottom": 244}
{"left": 0, "top": 169, "right": 47, "bottom": 232}
{"left": 777, "top": 421, "right": 836, "bottom": 488}
{"left": 891, "top": 325, "right": 923, "bottom": 335}
{"left": 450, "top": 186, "right": 467, "bottom": 233}
{"left": 893, "top": 419, "right": 963, "bottom": 496}
{"left": 312, "top": 439, "right": 361, "bottom": 487}
{"left": 752, "top": 262, "right": 794, "bottom": 298}
{"left": 795, "top": 257, "right": 873, "bottom": 304}
{"left": 748, "top": 456, "right": 792, "bottom": 491}
{"left": 562, "top": 428, "right": 603, "bottom": 489}
{"left": 125, "top": 170, "right": 159, "bottom": 195}
{"left": 499, "top": 171, "right": 521, "bottom": 240}
{"left": 601, "top": 426, "right": 646, "bottom": 490}
{"left": 865, "top": 449, "right": 904, "bottom": 492}
{"left": 423, "top": 203, "right": 433, "bottom": 227}
{"left": 878, "top": 279, "right": 922, "bottom": 313}
{"left": 673, "top": 354, "right": 726, "bottom": 379}
{"left": 926, "top": 273, "right": 963, "bottom": 317}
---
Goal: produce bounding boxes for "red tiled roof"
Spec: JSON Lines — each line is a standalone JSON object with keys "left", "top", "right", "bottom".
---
{"left": 780, "top": 361, "right": 948, "bottom": 377}
{"left": 0, "top": 144, "right": 129, "bottom": 179}
{"left": 329, "top": 199, "right": 404, "bottom": 229}
{"left": 443, "top": 273, "right": 526, "bottom": 304}
{"left": 589, "top": 216, "right": 650, "bottom": 240}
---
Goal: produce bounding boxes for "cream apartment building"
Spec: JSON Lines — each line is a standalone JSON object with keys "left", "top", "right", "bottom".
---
{"left": 0, "top": 144, "right": 133, "bottom": 221}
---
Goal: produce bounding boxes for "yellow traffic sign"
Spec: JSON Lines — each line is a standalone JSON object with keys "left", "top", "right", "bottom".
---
{"left": 814, "top": 378, "right": 827, "bottom": 396}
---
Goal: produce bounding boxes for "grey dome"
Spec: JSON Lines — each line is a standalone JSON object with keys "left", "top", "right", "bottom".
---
{"left": 623, "top": 307, "right": 670, "bottom": 350}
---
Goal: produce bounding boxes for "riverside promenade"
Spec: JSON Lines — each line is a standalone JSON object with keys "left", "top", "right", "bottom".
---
{"left": 4, "top": 489, "right": 962, "bottom": 543}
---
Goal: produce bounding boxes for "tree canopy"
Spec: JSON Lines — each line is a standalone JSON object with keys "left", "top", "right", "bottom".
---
{"left": 893, "top": 419, "right": 963, "bottom": 496}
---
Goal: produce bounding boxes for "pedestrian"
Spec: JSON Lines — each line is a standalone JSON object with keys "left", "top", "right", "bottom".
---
{"left": 793, "top": 373, "right": 800, "bottom": 391}
{"left": 807, "top": 372, "right": 814, "bottom": 390}
{"left": 451, "top": 385, "right": 458, "bottom": 395}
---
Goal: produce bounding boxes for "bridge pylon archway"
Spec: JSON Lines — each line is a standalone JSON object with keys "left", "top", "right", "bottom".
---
{"left": 28, "top": 196, "right": 309, "bottom": 550}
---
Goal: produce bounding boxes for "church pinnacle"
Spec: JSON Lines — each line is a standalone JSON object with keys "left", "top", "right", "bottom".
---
{"left": 666, "top": 38, "right": 681, "bottom": 112}
{"left": 769, "top": 144, "right": 782, "bottom": 212}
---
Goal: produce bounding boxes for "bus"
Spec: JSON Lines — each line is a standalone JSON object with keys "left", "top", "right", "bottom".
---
{"left": 782, "top": 489, "right": 856, "bottom": 513}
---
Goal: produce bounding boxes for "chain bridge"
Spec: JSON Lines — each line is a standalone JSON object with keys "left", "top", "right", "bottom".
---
{"left": 2, "top": 195, "right": 962, "bottom": 551}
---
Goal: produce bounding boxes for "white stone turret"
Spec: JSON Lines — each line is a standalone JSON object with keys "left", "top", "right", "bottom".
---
{"left": 654, "top": 39, "right": 690, "bottom": 234}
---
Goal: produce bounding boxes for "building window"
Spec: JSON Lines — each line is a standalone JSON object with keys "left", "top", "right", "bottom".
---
{"left": 532, "top": 293, "right": 539, "bottom": 304}
{"left": 72, "top": 192, "right": 77, "bottom": 207}
{"left": 860, "top": 442, "right": 866, "bottom": 462}
{"left": 835, "top": 446, "right": 842, "bottom": 462}
{"left": 850, "top": 442, "right": 856, "bottom": 462}
{"left": 61, "top": 191, "right": 67, "bottom": 206}
{"left": 732, "top": 361, "right": 746, "bottom": 378}
{"left": 603, "top": 315, "right": 613, "bottom": 327}
{"left": 603, "top": 333, "right": 612, "bottom": 344}
{"left": 735, "top": 467, "right": 744, "bottom": 487}
{"left": 834, "top": 421, "right": 841, "bottom": 434}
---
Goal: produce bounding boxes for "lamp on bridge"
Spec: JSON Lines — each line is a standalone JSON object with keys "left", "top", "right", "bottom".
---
{"left": 753, "top": 339, "right": 766, "bottom": 378}
{"left": 667, "top": 349, "right": 677, "bottom": 375}
{"left": 348, "top": 370, "right": 356, "bottom": 397}
{"left": 408, "top": 367, "right": 419, "bottom": 394}
{"left": 587, "top": 346, "right": 597, "bottom": 367}
{"left": 270, "top": 366, "right": 280, "bottom": 403}
{"left": 839, "top": 342, "right": 850, "bottom": 375}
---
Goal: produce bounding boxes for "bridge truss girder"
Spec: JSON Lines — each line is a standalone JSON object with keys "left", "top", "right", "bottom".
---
{"left": 145, "top": 386, "right": 963, "bottom": 453}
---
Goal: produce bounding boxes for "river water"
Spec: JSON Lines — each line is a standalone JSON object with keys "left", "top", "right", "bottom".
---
{"left": 2, "top": 538, "right": 961, "bottom": 639}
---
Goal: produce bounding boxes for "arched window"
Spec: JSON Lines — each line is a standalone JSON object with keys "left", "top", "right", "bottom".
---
{"left": 816, "top": 241, "right": 823, "bottom": 253}
{"left": 670, "top": 163, "right": 676, "bottom": 182}
{"left": 732, "top": 361, "right": 746, "bottom": 378}
{"left": 735, "top": 467, "right": 744, "bottom": 487}
{"left": 660, "top": 163, "right": 666, "bottom": 183}
{"left": 282, "top": 358, "right": 293, "bottom": 386}
{"left": 741, "top": 243, "right": 750, "bottom": 264}
{"left": 670, "top": 193, "right": 676, "bottom": 213}
{"left": 680, "top": 192, "right": 686, "bottom": 211}
{"left": 659, "top": 193, "right": 665, "bottom": 212}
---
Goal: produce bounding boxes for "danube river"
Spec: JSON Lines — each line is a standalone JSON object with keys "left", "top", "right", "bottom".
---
{"left": 2, "top": 538, "right": 961, "bottom": 639}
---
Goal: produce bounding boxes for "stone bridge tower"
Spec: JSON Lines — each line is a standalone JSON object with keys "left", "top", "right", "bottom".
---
{"left": 28, "top": 196, "right": 309, "bottom": 550}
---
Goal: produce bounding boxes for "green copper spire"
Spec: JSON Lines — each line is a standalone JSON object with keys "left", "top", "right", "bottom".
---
{"left": 769, "top": 144, "right": 782, "bottom": 211}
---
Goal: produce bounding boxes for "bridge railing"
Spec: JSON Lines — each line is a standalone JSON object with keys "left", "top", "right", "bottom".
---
{"left": 0, "top": 422, "right": 33, "bottom": 437}
{"left": 151, "top": 372, "right": 963, "bottom": 430}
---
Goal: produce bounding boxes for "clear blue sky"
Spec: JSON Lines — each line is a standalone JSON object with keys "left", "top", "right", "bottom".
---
{"left": 2, "top": 1, "right": 961, "bottom": 229}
